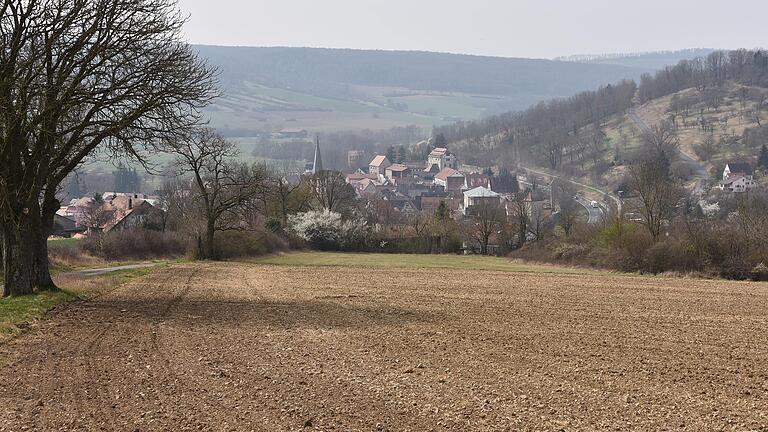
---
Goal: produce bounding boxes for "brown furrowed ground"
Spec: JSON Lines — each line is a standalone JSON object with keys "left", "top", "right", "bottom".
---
{"left": 1, "top": 258, "right": 768, "bottom": 431}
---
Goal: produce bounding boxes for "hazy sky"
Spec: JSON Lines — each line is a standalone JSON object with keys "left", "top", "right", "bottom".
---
{"left": 177, "top": 0, "right": 767, "bottom": 59}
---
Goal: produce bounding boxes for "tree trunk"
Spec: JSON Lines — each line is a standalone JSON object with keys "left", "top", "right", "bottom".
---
{"left": 2, "top": 218, "right": 36, "bottom": 297}
{"left": 205, "top": 222, "right": 216, "bottom": 260}
{"left": 33, "top": 198, "right": 59, "bottom": 290}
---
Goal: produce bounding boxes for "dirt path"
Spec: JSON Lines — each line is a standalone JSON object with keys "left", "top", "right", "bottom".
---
{"left": 66, "top": 263, "right": 161, "bottom": 277}
{"left": 2, "top": 261, "right": 768, "bottom": 431}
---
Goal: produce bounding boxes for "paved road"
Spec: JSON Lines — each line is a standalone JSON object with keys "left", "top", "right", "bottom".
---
{"left": 66, "top": 263, "right": 160, "bottom": 277}
{"left": 576, "top": 197, "right": 605, "bottom": 225}
{"left": 628, "top": 108, "right": 710, "bottom": 196}
{"left": 518, "top": 165, "right": 622, "bottom": 213}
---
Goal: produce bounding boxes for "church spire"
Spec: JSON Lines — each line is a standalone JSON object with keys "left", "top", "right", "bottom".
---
{"left": 312, "top": 135, "right": 323, "bottom": 174}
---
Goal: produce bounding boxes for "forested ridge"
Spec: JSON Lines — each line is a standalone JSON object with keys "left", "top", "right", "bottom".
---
{"left": 194, "top": 45, "right": 651, "bottom": 105}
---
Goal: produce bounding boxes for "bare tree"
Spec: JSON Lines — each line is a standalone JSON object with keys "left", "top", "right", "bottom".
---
{"left": 643, "top": 121, "right": 680, "bottom": 158}
{"left": 527, "top": 203, "right": 548, "bottom": 242}
{"left": 310, "top": 171, "right": 357, "bottom": 213}
{"left": 408, "top": 211, "right": 431, "bottom": 238}
{"left": 80, "top": 198, "right": 114, "bottom": 234}
{"left": 508, "top": 191, "right": 531, "bottom": 249}
{"left": 553, "top": 181, "right": 579, "bottom": 237}
{"left": 172, "top": 129, "right": 263, "bottom": 260}
{"left": 628, "top": 157, "right": 682, "bottom": 242}
{"left": 463, "top": 198, "right": 506, "bottom": 255}
{"left": 0, "top": 0, "right": 217, "bottom": 296}
{"left": 266, "top": 166, "right": 310, "bottom": 228}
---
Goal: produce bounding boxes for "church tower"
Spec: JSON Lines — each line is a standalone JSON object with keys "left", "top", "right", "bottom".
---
{"left": 312, "top": 135, "right": 323, "bottom": 174}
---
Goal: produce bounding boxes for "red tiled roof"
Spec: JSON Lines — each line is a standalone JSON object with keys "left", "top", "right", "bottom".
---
{"left": 435, "top": 167, "right": 461, "bottom": 182}
{"left": 370, "top": 155, "right": 390, "bottom": 167}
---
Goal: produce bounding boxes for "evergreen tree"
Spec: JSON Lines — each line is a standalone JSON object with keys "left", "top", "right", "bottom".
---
{"left": 434, "top": 201, "right": 450, "bottom": 222}
{"left": 433, "top": 132, "right": 448, "bottom": 148}
{"left": 113, "top": 164, "right": 141, "bottom": 192}
{"left": 385, "top": 146, "right": 396, "bottom": 164}
{"left": 65, "top": 174, "right": 83, "bottom": 199}
{"left": 395, "top": 145, "right": 407, "bottom": 163}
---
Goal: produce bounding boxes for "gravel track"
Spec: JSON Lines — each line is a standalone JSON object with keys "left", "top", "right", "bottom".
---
{"left": 2, "top": 262, "right": 768, "bottom": 431}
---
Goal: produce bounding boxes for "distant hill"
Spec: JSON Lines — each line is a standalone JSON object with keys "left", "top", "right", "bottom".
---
{"left": 555, "top": 49, "right": 716, "bottom": 70}
{"left": 438, "top": 49, "right": 768, "bottom": 194}
{"left": 193, "top": 46, "right": 653, "bottom": 136}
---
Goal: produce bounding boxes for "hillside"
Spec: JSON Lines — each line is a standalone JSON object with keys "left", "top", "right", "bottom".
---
{"left": 440, "top": 49, "right": 768, "bottom": 196}
{"left": 193, "top": 46, "right": 654, "bottom": 136}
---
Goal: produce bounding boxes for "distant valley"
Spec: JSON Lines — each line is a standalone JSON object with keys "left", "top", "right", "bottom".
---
{"left": 194, "top": 46, "right": 690, "bottom": 136}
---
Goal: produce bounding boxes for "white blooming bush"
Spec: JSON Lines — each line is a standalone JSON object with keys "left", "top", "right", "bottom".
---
{"left": 288, "top": 210, "right": 369, "bottom": 251}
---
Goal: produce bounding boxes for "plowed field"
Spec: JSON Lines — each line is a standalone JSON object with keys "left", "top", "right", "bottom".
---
{"left": 1, "top": 255, "right": 767, "bottom": 431}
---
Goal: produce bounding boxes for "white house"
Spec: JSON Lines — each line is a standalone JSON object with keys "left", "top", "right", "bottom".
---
{"left": 720, "top": 162, "right": 757, "bottom": 192}
{"left": 720, "top": 175, "right": 757, "bottom": 192}
{"left": 426, "top": 147, "right": 458, "bottom": 172}
{"left": 463, "top": 186, "right": 500, "bottom": 210}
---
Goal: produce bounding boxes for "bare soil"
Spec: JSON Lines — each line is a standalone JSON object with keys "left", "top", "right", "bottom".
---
{"left": 2, "top": 261, "right": 768, "bottom": 431}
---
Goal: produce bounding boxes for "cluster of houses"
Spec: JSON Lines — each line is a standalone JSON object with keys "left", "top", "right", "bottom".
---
{"left": 344, "top": 145, "right": 551, "bottom": 222}
{"left": 53, "top": 192, "right": 164, "bottom": 238}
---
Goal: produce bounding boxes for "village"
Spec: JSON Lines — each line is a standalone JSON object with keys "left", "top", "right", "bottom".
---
{"left": 49, "top": 131, "right": 764, "bottom": 258}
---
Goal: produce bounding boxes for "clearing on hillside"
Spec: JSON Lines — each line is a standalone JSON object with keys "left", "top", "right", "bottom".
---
{"left": 1, "top": 253, "right": 767, "bottom": 431}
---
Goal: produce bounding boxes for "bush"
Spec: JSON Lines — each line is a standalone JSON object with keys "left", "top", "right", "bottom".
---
{"left": 81, "top": 228, "right": 188, "bottom": 261}
{"left": 643, "top": 240, "right": 699, "bottom": 274}
{"left": 288, "top": 211, "right": 371, "bottom": 251}
{"left": 208, "top": 230, "right": 288, "bottom": 259}
{"left": 48, "top": 241, "right": 103, "bottom": 268}
{"left": 752, "top": 263, "right": 768, "bottom": 282}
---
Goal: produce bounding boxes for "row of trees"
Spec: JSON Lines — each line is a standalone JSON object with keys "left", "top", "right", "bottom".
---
{"left": 638, "top": 50, "right": 768, "bottom": 103}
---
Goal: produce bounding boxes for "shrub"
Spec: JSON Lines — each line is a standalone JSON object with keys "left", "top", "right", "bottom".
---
{"left": 81, "top": 228, "right": 188, "bottom": 261}
{"left": 643, "top": 240, "right": 699, "bottom": 274}
{"left": 48, "top": 241, "right": 103, "bottom": 268}
{"left": 288, "top": 211, "right": 371, "bottom": 251}
{"left": 209, "top": 230, "right": 288, "bottom": 259}
{"left": 752, "top": 263, "right": 768, "bottom": 282}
